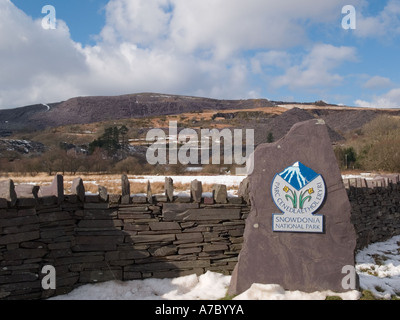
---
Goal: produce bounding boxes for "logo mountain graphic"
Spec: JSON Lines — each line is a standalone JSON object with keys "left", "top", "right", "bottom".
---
{"left": 279, "top": 162, "right": 319, "bottom": 191}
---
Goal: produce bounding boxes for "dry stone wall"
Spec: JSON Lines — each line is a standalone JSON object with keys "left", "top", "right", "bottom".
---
{"left": 0, "top": 175, "right": 248, "bottom": 300}
{"left": 0, "top": 174, "right": 399, "bottom": 299}
{"left": 345, "top": 175, "right": 400, "bottom": 249}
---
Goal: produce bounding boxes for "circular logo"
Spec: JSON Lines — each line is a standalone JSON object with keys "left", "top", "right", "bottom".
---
{"left": 271, "top": 162, "right": 326, "bottom": 215}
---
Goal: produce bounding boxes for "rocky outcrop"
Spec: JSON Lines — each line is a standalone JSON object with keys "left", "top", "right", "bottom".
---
{"left": 0, "top": 139, "right": 45, "bottom": 155}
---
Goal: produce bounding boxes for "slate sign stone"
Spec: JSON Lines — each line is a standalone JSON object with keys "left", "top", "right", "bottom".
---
{"left": 229, "top": 119, "right": 358, "bottom": 295}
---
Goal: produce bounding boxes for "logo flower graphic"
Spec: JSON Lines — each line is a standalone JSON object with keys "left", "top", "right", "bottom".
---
{"left": 282, "top": 186, "right": 314, "bottom": 210}
{"left": 283, "top": 186, "right": 298, "bottom": 208}
{"left": 299, "top": 189, "right": 313, "bottom": 209}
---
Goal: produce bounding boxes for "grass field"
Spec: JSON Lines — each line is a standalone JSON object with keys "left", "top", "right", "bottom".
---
{"left": 0, "top": 172, "right": 242, "bottom": 195}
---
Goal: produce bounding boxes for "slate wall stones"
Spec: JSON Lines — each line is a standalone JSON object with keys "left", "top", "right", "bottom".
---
{"left": 346, "top": 179, "right": 400, "bottom": 249}
{"left": 0, "top": 176, "right": 248, "bottom": 300}
{"left": 229, "top": 119, "right": 358, "bottom": 295}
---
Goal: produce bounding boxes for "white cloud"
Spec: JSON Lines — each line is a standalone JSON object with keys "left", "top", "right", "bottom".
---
{"left": 100, "top": 0, "right": 172, "bottom": 45}
{"left": 79, "top": 42, "right": 247, "bottom": 98}
{"left": 168, "top": 0, "right": 357, "bottom": 59}
{"left": 363, "top": 76, "right": 393, "bottom": 89}
{"left": 98, "top": 0, "right": 360, "bottom": 59}
{"left": 0, "top": 0, "right": 375, "bottom": 109}
{"left": 272, "top": 44, "right": 357, "bottom": 90}
{"left": 355, "top": 0, "right": 400, "bottom": 38}
{"left": 169, "top": 0, "right": 305, "bottom": 59}
{"left": 0, "top": 0, "right": 254, "bottom": 108}
{"left": 0, "top": 1, "right": 88, "bottom": 107}
{"left": 251, "top": 51, "right": 292, "bottom": 74}
{"left": 355, "top": 88, "right": 400, "bottom": 108}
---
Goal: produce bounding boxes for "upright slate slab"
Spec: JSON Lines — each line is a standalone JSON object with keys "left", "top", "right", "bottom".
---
{"left": 71, "top": 177, "right": 85, "bottom": 202}
{"left": 190, "top": 180, "right": 202, "bottom": 203}
{"left": 0, "top": 179, "right": 17, "bottom": 207}
{"left": 38, "top": 175, "right": 64, "bottom": 204}
{"left": 165, "top": 177, "right": 174, "bottom": 202}
{"left": 229, "top": 119, "right": 357, "bottom": 295}
{"left": 121, "top": 174, "right": 130, "bottom": 204}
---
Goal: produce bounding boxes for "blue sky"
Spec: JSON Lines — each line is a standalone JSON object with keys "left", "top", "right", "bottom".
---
{"left": 1, "top": 0, "right": 400, "bottom": 109}
{"left": 11, "top": 0, "right": 108, "bottom": 45}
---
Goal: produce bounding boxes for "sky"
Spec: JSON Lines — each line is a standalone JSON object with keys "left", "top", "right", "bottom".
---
{"left": 1, "top": 0, "right": 400, "bottom": 110}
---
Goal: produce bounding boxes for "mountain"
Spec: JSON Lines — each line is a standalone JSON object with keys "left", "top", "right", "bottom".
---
{"left": 279, "top": 162, "right": 319, "bottom": 190}
{"left": 1, "top": 92, "right": 399, "bottom": 145}
{"left": 0, "top": 93, "right": 275, "bottom": 135}
{"left": 0, "top": 103, "right": 60, "bottom": 134}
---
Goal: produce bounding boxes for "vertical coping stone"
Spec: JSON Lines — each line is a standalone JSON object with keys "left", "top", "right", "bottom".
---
{"left": 238, "top": 177, "right": 250, "bottom": 204}
{"left": 165, "top": 177, "right": 174, "bottom": 202}
{"left": 147, "top": 180, "right": 153, "bottom": 204}
{"left": 98, "top": 186, "right": 108, "bottom": 202}
{"left": 0, "top": 179, "right": 17, "bottom": 207}
{"left": 15, "top": 184, "right": 39, "bottom": 200}
{"left": 38, "top": 175, "right": 64, "bottom": 204}
{"left": 121, "top": 174, "right": 131, "bottom": 204}
{"left": 71, "top": 177, "right": 85, "bottom": 202}
{"left": 212, "top": 184, "right": 228, "bottom": 204}
{"left": 190, "top": 179, "right": 202, "bottom": 203}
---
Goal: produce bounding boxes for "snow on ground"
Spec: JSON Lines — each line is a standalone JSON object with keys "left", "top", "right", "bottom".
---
{"left": 233, "top": 284, "right": 360, "bottom": 300}
{"left": 51, "top": 271, "right": 231, "bottom": 301}
{"left": 79, "top": 175, "right": 245, "bottom": 186}
{"left": 341, "top": 173, "right": 374, "bottom": 180}
{"left": 81, "top": 175, "right": 245, "bottom": 196}
{"left": 356, "top": 235, "right": 400, "bottom": 299}
{"left": 114, "top": 175, "right": 246, "bottom": 186}
{"left": 51, "top": 236, "right": 400, "bottom": 300}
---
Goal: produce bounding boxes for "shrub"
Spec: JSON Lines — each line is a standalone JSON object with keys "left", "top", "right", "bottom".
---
{"left": 334, "top": 146, "right": 358, "bottom": 169}
{"left": 357, "top": 115, "right": 400, "bottom": 172}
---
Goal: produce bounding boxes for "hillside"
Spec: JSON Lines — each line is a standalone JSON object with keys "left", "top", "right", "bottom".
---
{"left": 1, "top": 92, "right": 400, "bottom": 175}
{"left": 0, "top": 94, "right": 398, "bottom": 147}
{"left": 1, "top": 92, "right": 399, "bottom": 139}
{"left": 0, "top": 93, "right": 275, "bottom": 135}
